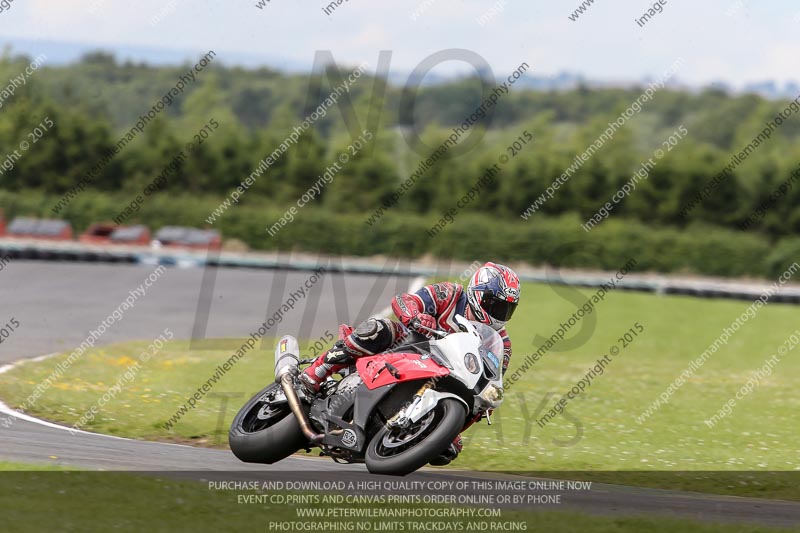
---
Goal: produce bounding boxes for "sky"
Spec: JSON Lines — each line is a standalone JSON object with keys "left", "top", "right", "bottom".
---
{"left": 1, "top": 0, "right": 799, "bottom": 88}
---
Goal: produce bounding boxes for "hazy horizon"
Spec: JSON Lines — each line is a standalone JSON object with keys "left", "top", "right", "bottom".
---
{"left": 1, "top": 0, "right": 798, "bottom": 90}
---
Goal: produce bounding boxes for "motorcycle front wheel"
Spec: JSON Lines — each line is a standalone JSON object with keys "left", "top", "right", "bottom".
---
{"left": 365, "top": 398, "right": 465, "bottom": 476}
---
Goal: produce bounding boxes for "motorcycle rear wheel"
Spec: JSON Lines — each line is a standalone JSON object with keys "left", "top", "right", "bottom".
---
{"left": 228, "top": 383, "right": 308, "bottom": 464}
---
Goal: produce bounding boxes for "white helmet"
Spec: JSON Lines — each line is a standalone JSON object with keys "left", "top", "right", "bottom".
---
{"left": 466, "top": 262, "right": 521, "bottom": 330}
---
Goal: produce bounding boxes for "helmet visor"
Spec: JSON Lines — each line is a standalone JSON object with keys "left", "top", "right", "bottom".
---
{"left": 480, "top": 292, "right": 518, "bottom": 322}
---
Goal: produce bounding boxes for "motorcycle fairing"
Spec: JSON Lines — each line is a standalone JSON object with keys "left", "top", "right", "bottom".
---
{"left": 356, "top": 352, "right": 450, "bottom": 390}
{"left": 310, "top": 380, "right": 398, "bottom": 452}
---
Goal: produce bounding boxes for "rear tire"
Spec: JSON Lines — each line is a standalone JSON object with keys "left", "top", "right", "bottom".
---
{"left": 228, "top": 383, "right": 309, "bottom": 464}
{"left": 365, "top": 398, "right": 465, "bottom": 476}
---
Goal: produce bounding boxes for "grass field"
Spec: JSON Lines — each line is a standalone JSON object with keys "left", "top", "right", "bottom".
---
{"left": 0, "top": 461, "right": 74, "bottom": 471}
{"left": 2, "top": 467, "right": 794, "bottom": 533}
{"left": 1, "top": 281, "right": 798, "bottom": 498}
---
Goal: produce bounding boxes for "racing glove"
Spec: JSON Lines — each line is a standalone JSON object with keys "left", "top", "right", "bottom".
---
{"left": 409, "top": 313, "right": 437, "bottom": 336}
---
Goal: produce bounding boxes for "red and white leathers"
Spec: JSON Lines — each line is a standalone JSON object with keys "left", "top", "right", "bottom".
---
{"left": 301, "top": 320, "right": 408, "bottom": 392}
{"left": 392, "top": 281, "right": 513, "bottom": 373}
{"left": 301, "top": 279, "right": 516, "bottom": 390}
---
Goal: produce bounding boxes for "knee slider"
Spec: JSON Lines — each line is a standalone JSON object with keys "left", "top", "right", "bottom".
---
{"left": 348, "top": 318, "right": 395, "bottom": 355}
{"left": 354, "top": 318, "right": 382, "bottom": 340}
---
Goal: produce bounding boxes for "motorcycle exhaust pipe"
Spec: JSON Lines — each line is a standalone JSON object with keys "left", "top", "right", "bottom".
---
{"left": 274, "top": 336, "right": 324, "bottom": 443}
{"left": 280, "top": 374, "right": 324, "bottom": 444}
{"left": 274, "top": 335, "right": 300, "bottom": 380}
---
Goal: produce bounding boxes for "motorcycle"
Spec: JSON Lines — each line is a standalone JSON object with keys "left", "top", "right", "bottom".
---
{"left": 229, "top": 315, "right": 505, "bottom": 476}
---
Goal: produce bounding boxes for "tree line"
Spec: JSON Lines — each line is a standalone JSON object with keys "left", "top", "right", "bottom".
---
{"left": 0, "top": 50, "right": 798, "bottom": 269}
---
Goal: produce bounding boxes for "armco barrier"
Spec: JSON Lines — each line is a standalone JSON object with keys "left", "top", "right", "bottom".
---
{"left": 0, "top": 239, "right": 797, "bottom": 304}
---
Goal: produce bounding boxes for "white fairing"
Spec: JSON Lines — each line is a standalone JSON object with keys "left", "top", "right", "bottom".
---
{"left": 431, "top": 331, "right": 483, "bottom": 389}
{"left": 429, "top": 319, "right": 503, "bottom": 382}
{"left": 407, "top": 389, "right": 468, "bottom": 423}
{"left": 380, "top": 317, "right": 506, "bottom": 427}
{"left": 428, "top": 317, "right": 505, "bottom": 412}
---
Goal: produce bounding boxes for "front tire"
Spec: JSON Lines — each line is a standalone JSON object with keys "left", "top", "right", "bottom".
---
{"left": 365, "top": 398, "right": 465, "bottom": 476}
{"left": 228, "top": 383, "right": 308, "bottom": 464}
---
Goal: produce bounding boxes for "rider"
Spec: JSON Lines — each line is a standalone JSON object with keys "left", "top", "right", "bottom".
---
{"left": 300, "top": 262, "right": 521, "bottom": 465}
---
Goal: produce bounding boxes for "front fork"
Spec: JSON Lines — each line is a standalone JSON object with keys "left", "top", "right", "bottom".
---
{"left": 387, "top": 382, "right": 477, "bottom": 433}
{"left": 387, "top": 382, "right": 432, "bottom": 429}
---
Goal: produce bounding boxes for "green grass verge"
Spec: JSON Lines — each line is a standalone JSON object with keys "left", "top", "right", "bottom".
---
{"left": 0, "top": 282, "right": 798, "bottom": 498}
{"left": 0, "top": 470, "right": 795, "bottom": 533}
{"left": 0, "top": 461, "right": 75, "bottom": 471}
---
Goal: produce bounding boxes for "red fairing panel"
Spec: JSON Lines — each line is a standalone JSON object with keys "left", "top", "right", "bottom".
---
{"left": 356, "top": 353, "right": 450, "bottom": 390}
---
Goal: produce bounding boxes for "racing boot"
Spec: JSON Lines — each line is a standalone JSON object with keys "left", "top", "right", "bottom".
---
{"left": 299, "top": 340, "right": 353, "bottom": 394}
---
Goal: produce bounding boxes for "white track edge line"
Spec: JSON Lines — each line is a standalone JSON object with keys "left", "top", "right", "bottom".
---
{"left": 0, "top": 352, "right": 197, "bottom": 446}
